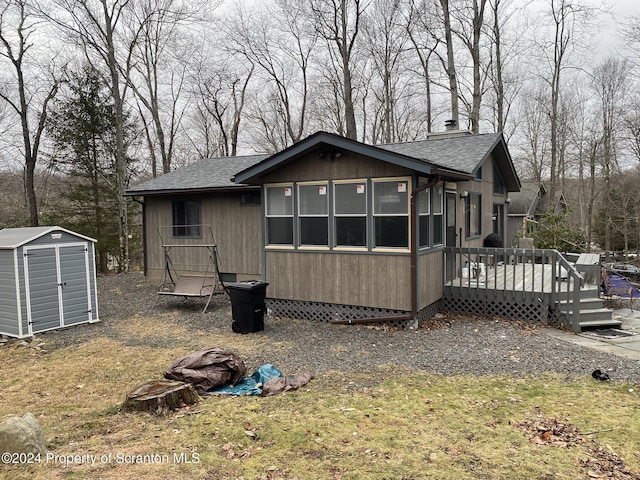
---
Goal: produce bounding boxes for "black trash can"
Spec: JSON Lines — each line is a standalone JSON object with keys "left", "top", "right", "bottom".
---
{"left": 227, "top": 280, "right": 269, "bottom": 334}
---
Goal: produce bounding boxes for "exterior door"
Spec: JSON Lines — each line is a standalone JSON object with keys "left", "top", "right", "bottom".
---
{"left": 24, "top": 243, "right": 91, "bottom": 334}
{"left": 445, "top": 191, "right": 457, "bottom": 281}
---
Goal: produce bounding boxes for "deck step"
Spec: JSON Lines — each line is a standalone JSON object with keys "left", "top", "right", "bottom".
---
{"left": 566, "top": 308, "right": 614, "bottom": 321}
{"left": 579, "top": 318, "right": 624, "bottom": 329}
{"left": 559, "top": 298, "right": 604, "bottom": 310}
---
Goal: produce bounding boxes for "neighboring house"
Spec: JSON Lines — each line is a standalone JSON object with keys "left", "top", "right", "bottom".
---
{"left": 126, "top": 129, "right": 520, "bottom": 323}
{"left": 506, "top": 182, "right": 567, "bottom": 247}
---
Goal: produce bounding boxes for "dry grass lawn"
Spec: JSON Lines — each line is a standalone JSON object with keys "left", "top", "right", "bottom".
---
{"left": 0, "top": 312, "right": 639, "bottom": 479}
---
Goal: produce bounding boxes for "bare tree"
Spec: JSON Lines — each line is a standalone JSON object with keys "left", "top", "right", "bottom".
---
{"left": 450, "top": 0, "right": 488, "bottom": 134}
{"left": 535, "top": 0, "right": 596, "bottom": 211}
{"left": 404, "top": 0, "right": 441, "bottom": 133}
{"left": 187, "top": 57, "right": 254, "bottom": 157}
{"left": 590, "top": 56, "right": 631, "bottom": 252}
{"left": 225, "top": 0, "right": 316, "bottom": 150}
{"left": 0, "top": 0, "right": 62, "bottom": 226}
{"left": 42, "top": 0, "right": 148, "bottom": 272}
{"left": 516, "top": 83, "right": 550, "bottom": 182}
{"left": 361, "top": 0, "right": 409, "bottom": 143}
{"left": 438, "top": 0, "right": 459, "bottom": 127}
{"left": 309, "top": 0, "right": 367, "bottom": 140}
{"left": 127, "top": 0, "right": 206, "bottom": 175}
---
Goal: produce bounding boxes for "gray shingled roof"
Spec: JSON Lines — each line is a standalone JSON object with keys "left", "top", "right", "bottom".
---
{"left": 0, "top": 226, "right": 95, "bottom": 248}
{"left": 126, "top": 154, "right": 268, "bottom": 195}
{"left": 507, "top": 182, "right": 543, "bottom": 216}
{"left": 377, "top": 132, "right": 502, "bottom": 174}
{"left": 128, "top": 131, "right": 520, "bottom": 195}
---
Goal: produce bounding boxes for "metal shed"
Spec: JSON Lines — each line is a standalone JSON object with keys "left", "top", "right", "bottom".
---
{"left": 0, "top": 226, "right": 100, "bottom": 338}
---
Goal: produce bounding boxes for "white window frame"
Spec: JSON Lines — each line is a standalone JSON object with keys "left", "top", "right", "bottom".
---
{"left": 265, "top": 183, "right": 295, "bottom": 248}
{"left": 372, "top": 177, "right": 411, "bottom": 251}
{"left": 297, "top": 181, "right": 329, "bottom": 249}
{"left": 333, "top": 179, "right": 368, "bottom": 250}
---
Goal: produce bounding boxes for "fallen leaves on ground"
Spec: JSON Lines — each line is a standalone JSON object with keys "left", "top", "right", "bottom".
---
{"left": 514, "top": 415, "right": 640, "bottom": 479}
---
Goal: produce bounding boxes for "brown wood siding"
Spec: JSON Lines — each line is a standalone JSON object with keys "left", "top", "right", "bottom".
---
{"left": 265, "top": 251, "right": 412, "bottom": 310}
{"left": 418, "top": 251, "right": 443, "bottom": 309}
{"left": 457, "top": 153, "right": 503, "bottom": 248}
{"left": 260, "top": 151, "right": 411, "bottom": 183}
{"left": 144, "top": 193, "right": 261, "bottom": 281}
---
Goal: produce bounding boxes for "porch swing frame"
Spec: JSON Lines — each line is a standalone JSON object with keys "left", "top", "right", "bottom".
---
{"left": 153, "top": 224, "right": 227, "bottom": 314}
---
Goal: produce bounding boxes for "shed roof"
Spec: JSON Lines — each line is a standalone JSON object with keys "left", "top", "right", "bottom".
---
{"left": 0, "top": 226, "right": 96, "bottom": 249}
{"left": 125, "top": 154, "right": 268, "bottom": 196}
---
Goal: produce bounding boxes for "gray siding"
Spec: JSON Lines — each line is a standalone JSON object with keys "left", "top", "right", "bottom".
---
{"left": 59, "top": 245, "right": 92, "bottom": 325}
{"left": 0, "top": 250, "right": 19, "bottom": 336}
{"left": 0, "top": 227, "right": 99, "bottom": 337}
{"left": 25, "top": 247, "right": 61, "bottom": 332}
{"left": 144, "top": 193, "right": 262, "bottom": 282}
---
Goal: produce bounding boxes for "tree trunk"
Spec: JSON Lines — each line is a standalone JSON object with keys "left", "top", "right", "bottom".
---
{"left": 123, "top": 381, "right": 200, "bottom": 414}
{"left": 440, "top": 0, "right": 459, "bottom": 127}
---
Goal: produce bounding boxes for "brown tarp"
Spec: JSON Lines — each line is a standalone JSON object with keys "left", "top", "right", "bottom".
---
{"left": 164, "top": 347, "right": 247, "bottom": 394}
{"left": 261, "top": 372, "right": 314, "bottom": 396}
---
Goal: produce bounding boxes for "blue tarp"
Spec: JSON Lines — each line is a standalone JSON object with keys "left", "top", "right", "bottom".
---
{"left": 603, "top": 274, "right": 640, "bottom": 298}
{"left": 210, "top": 363, "right": 285, "bottom": 396}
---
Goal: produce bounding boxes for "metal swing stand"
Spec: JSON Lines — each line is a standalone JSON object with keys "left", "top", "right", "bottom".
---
{"left": 152, "top": 225, "right": 228, "bottom": 315}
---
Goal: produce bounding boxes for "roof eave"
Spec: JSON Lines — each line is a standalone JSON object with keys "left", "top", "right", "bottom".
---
{"left": 233, "top": 131, "right": 440, "bottom": 184}
{"left": 125, "top": 185, "right": 259, "bottom": 197}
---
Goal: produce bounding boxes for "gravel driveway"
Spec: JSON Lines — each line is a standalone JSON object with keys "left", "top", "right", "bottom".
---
{"left": 41, "top": 273, "right": 640, "bottom": 383}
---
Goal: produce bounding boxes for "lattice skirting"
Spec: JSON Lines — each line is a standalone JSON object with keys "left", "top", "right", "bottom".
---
{"left": 442, "top": 296, "right": 551, "bottom": 324}
{"left": 266, "top": 298, "right": 442, "bottom": 329}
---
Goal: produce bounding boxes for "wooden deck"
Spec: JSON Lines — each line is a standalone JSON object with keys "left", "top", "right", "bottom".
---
{"left": 447, "top": 263, "right": 579, "bottom": 295}
{"left": 443, "top": 247, "right": 594, "bottom": 331}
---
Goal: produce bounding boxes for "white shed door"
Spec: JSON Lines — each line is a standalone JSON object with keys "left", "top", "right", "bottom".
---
{"left": 24, "top": 243, "right": 91, "bottom": 334}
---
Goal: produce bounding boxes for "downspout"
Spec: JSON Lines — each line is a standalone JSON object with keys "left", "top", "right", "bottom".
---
{"left": 131, "top": 196, "right": 147, "bottom": 275}
{"left": 331, "top": 176, "right": 441, "bottom": 325}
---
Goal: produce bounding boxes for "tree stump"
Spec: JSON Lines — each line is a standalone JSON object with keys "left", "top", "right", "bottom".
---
{"left": 122, "top": 380, "right": 200, "bottom": 414}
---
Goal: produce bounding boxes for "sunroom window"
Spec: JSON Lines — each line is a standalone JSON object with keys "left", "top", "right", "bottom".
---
{"left": 266, "top": 185, "right": 294, "bottom": 245}
{"left": 298, "top": 183, "right": 328, "bottom": 246}
{"left": 334, "top": 181, "right": 367, "bottom": 247}
{"left": 373, "top": 180, "right": 409, "bottom": 248}
{"left": 418, "top": 188, "right": 430, "bottom": 248}
{"left": 432, "top": 184, "right": 443, "bottom": 245}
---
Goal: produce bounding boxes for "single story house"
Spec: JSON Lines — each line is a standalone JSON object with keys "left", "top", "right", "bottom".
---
{"left": 126, "top": 129, "right": 520, "bottom": 324}
{"left": 506, "top": 182, "right": 567, "bottom": 247}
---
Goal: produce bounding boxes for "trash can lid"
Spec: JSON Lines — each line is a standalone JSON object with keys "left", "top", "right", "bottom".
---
{"left": 227, "top": 280, "right": 269, "bottom": 290}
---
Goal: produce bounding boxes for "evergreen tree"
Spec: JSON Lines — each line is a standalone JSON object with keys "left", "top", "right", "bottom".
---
{"left": 47, "top": 65, "right": 131, "bottom": 272}
{"left": 531, "top": 212, "right": 587, "bottom": 253}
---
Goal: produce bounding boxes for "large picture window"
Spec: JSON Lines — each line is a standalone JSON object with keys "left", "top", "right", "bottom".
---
{"left": 266, "top": 185, "right": 294, "bottom": 245}
{"left": 298, "top": 183, "right": 328, "bottom": 245}
{"left": 465, "top": 193, "right": 481, "bottom": 238}
{"left": 334, "top": 181, "right": 367, "bottom": 247}
{"left": 172, "top": 200, "right": 201, "bottom": 238}
{"left": 373, "top": 180, "right": 409, "bottom": 248}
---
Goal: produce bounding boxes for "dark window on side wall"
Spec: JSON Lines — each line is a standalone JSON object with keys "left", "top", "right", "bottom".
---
{"left": 465, "top": 193, "right": 481, "bottom": 238}
{"left": 493, "top": 163, "right": 505, "bottom": 194}
{"left": 172, "top": 200, "right": 201, "bottom": 237}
